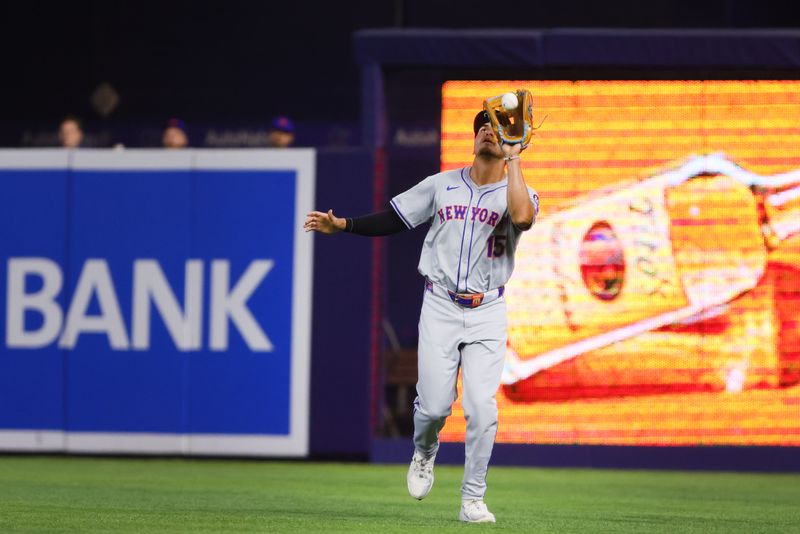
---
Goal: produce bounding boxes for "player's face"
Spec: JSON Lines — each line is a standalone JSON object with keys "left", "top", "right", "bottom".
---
{"left": 474, "top": 123, "right": 503, "bottom": 159}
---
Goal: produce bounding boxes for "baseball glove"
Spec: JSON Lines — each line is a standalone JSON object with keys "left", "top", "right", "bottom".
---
{"left": 483, "top": 89, "right": 535, "bottom": 148}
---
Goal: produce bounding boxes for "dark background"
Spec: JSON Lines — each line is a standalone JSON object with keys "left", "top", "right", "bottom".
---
{"left": 2, "top": 0, "right": 800, "bottom": 146}
{"left": 3, "top": 1, "right": 800, "bottom": 456}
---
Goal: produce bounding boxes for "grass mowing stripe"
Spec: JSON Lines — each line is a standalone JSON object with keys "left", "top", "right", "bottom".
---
{"left": 0, "top": 457, "right": 798, "bottom": 533}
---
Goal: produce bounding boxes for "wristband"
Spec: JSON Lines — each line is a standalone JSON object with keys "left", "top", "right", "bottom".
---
{"left": 344, "top": 218, "right": 353, "bottom": 232}
{"left": 504, "top": 155, "right": 520, "bottom": 162}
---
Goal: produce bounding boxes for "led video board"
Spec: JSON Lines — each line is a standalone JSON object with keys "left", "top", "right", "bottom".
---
{"left": 440, "top": 80, "right": 800, "bottom": 445}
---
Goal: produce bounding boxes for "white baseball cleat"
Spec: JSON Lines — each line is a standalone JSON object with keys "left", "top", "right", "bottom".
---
{"left": 406, "top": 449, "right": 436, "bottom": 500}
{"left": 459, "top": 499, "right": 496, "bottom": 523}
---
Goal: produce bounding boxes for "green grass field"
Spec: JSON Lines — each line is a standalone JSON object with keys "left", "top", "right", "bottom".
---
{"left": 0, "top": 456, "right": 798, "bottom": 533}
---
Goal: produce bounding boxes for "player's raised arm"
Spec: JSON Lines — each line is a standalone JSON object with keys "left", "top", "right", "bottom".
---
{"left": 503, "top": 143, "right": 535, "bottom": 230}
{"left": 304, "top": 207, "right": 408, "bottom": 236}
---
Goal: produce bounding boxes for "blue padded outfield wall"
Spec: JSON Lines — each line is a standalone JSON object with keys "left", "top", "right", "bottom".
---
{"left": 0, "top": 149, "right": 315, "bottom": 456}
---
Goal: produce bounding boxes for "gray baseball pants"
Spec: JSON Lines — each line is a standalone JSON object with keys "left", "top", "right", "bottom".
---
{"left": 412, "top": 287, "right": 507, "bottom": 500}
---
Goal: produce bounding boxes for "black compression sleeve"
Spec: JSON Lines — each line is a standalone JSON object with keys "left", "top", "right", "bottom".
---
{"left": 344, "top": 208, "right": 408, "bottom": 236}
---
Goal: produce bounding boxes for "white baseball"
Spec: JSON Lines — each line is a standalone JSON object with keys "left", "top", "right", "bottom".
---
{"left": 501, "top": 92, "right": 518, "bottom": 110}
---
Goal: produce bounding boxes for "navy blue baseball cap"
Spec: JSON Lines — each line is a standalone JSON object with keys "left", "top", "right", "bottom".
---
{"left": 166, "top": 117, "right": 186, "bottom": 131}
{"left": 473, "top": 110, "right": 490, "bottom": 135}
{"left": 271, "top": 116, "right": 295, "bottom": 134}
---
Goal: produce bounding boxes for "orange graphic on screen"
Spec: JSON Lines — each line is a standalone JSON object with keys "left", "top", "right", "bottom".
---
{"left": 439, "top": 80, "right": 800, "bottom": 446}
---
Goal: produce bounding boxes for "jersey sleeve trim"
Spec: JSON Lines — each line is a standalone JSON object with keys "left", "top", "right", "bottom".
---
{"left": 390, "top": 198, "right": 414, "bottom": 229}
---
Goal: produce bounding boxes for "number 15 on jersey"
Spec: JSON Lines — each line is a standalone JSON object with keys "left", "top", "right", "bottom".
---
{"left": 487, "top": 235, "right": 506, "bottom": 258}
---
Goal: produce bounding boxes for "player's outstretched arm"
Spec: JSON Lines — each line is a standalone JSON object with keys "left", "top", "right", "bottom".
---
{"left": 503, "top": 143, "right": 535, "bottom": 230}
{"left": 304, "top": 209, "right": 345, "bottom": 234}
{"left": 304, "top": 207, "right": 408, "bottom": 236}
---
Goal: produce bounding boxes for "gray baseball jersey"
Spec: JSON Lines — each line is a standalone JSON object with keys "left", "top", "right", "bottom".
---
{"left": 390, "top": 166, "right": 539, "bottom": 293}
{"left": 396, "top": 164, "right": 539, "bottom": 501}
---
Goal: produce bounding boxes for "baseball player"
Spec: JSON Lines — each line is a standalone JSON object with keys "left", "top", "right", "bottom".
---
{"left": 304, "top": 109, "right": 538, "bottom": 523}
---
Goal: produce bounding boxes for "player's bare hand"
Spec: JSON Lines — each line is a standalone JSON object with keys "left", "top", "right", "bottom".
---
{"left": 304, "top": 209, "right": 346, "bottom": 234}
{"left": 502, "top": 142, "right": 523, "bottom": 157}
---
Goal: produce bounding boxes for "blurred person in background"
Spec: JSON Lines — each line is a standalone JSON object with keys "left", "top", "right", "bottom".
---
{"left": 162, "top": 118, "right": 189, "bottom": 149}
{"left": 267, "top": 116, "right": 295, "bottom": 147}
{"left": 58, "top": 116, "right": 84, "bottom": 148}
